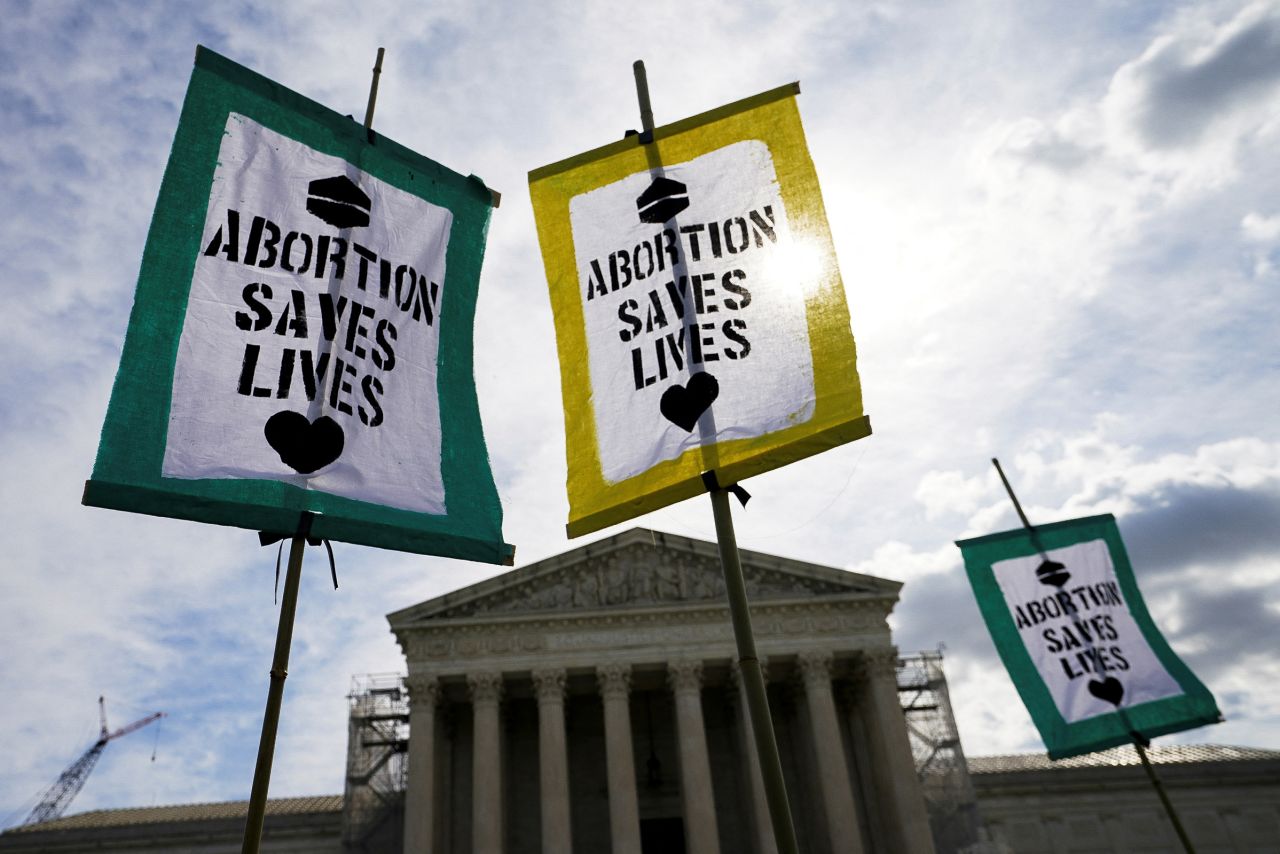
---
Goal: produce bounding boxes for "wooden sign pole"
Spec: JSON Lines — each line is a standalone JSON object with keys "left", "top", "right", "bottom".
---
{"left": 241, "top": 530, "right": 307, "bottom": 854}
{"left": 240, "top": 49, "right": 386, "bottom": 854}
{"left": 363, "top": 47, "right": 385, "bottom": 130}
{"left": 628, "top": 58, "right": 801, "bottom": 854}
{"left": 991, "top": 457, "right": 1197, "bottom": 854}
{"left": 709, "top": 487, "right": 801, "bottom": 854}
{"left": 1133, "top": 735, "right": 1198, "bottom": 854}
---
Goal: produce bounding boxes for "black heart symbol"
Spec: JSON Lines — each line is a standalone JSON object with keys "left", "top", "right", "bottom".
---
{"left": 660, "top": 372, "right": 719, "bottom": 432}
{"left": 1087, "top": 676, "right": 1125, "bottom": 706}
{"left": 264, "top": 411, "right": 345, "bottom": 474}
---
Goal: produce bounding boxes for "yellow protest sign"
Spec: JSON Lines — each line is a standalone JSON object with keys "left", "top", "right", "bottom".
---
{"left": 530, "top": 83, "right": 870, "bottom": 537}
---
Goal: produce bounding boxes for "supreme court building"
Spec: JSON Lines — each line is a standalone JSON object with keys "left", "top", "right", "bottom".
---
{"left": 386, "top": 527, "right": 938, "bottom": 854}
{"left": 7, "top": 528, "right": 1279, "bottom": 853}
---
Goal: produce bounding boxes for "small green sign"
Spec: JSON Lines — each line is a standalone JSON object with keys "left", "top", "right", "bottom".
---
{"left": 957, "top": 514, "right": 1219, "bottom": 758}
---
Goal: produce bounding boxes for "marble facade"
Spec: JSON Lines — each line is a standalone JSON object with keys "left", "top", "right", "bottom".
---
{"left": 388, "top": 528, "right": 937, "bottom": 854}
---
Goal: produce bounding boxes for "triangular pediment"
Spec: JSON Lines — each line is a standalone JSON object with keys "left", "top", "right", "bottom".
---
{"left": 388, "top": 528, "right": 898, "bottom": 625}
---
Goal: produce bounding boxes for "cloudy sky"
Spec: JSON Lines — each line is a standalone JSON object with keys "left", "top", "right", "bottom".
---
{"left": 2, "top": 0, "right": 1278, "bottom": 823}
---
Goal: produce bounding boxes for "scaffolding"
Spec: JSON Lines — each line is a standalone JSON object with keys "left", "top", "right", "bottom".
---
{"left": 897, "top": 650, "right": 990, "bottom": 854}
{"left": 343, "top": 673, "right": 409, "bottom": 852}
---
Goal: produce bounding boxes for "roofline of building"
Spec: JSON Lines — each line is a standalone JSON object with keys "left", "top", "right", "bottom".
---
{"left": 387, "top": 526, "right": 900, "bottom": 627}
{"left": 1, "top": 795, "right": 343, "bottom": 835}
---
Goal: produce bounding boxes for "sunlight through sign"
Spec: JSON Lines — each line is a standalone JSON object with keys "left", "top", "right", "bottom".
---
{"left": 530, "top": 84, "right": 870, "bottom": 537}
{"left": 85, "top": 47, "right": 511, "bottom": 563}
{"left": 957, "top": 514, "right": 1220, "bottom": 759}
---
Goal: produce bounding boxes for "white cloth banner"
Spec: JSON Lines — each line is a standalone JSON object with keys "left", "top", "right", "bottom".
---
{"left": 569, "top": 140, "right": 816, "bottom": 484}
{"left": 162, "top": 114, "right": 451, "bottom": 514}
{"left": 992, "top": 539, "right": 1183, "bottom": 723}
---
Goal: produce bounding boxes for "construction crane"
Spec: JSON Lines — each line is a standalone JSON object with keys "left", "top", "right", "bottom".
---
{"left": 22, "top": 696, "right": 164, "bottom": 826}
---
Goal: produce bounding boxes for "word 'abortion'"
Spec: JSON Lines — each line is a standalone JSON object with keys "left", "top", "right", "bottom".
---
{"left": 582, "top": 207, "right": 780, "bottom": 391}
{"left": 202, "top": 209, "right": 442, "bottom": 427}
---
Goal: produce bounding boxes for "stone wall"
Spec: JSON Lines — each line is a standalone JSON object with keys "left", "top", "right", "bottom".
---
{"left": 972, "top": 749, "right": 1280, "bottom": 853}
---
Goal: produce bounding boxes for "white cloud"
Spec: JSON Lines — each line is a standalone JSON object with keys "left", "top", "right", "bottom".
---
{"left": 1103, "top": 1, "right": 1280, "bottom": 153}
{"left": 914, "top": 469, "right": 995, "bottom": 521}
{"left": 851, "top": 540, "right": 957, "bottom": 583}
{"left": 1241, "top": 211, "right": 1280, "bottom": 242}
{"left": 1241, "top": 211, "right": 1280, "bottom": 276}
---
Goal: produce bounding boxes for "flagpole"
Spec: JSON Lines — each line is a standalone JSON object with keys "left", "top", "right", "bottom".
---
{"left": 630, "top": 58, "right": 800, "bottom": 854}
{"left": 989, "top": 457, "right": 1197, "bottom": 854}
{"left": 241, "top": 529, "right": 307, "bottom": 854}
{"left": 991, "top": 457, "right": 1033, "bottom": 532}
{"left": 633, "top": 59, "right": 655, "bottom": 140}
{"left": 1132, "top": 734, "right": 1197, "bottom": 853}
{"left": 709, "top": 486, "right": 801, "bottom": 854}
{"left": 363, "top": 47, "right": 385, "bottom": 131}
{"left": 241, "top": 49, "right": 385, "bottom": 854}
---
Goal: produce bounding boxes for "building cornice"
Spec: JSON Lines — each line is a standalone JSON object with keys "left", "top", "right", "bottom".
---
{"left": 398, "top": 595, "right": 893, "bottom": 676}
{"left": 388, "top": 527, "right": 899, "bottom": 628}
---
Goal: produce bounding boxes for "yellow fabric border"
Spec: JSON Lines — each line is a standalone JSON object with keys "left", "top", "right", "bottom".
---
{"left": 530, "top": 88, "right": 869, "bottom": 537}
{"left": 529, "top": 82, "right": 801, "bottom": 183}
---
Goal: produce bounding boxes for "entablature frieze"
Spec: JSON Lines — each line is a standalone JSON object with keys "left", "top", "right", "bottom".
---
{"left": 393, "top": 542, "right": 898, "bottom": 625}
{"left": 397, "top": 599, "right": 892, "bottom": 674}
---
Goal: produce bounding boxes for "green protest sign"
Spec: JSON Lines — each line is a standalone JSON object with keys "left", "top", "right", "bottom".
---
{"left": 957, "top": 514, "right": 1219, "bottom": 759}
{"left": 85, "top": 47, "right": 511, "bottom": 564}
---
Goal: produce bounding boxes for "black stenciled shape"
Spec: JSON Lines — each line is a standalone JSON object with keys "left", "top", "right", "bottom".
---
{"left": 306, "top": 175, "right": 371, "bottom": 228}
{"left": 1036, "top": 558, "right": 1071, "bottom": 588}
{"left": 1087, "top": 676, "right": 1124, "bottom": 706}
{"left": 636, "top": 176, "right": 689, "bottom": 224}
{"left": 660, "top": 372, "right": 719, "bottom": 432}
{"left": 264, "top": 410, "right": 345, "bottom": 474}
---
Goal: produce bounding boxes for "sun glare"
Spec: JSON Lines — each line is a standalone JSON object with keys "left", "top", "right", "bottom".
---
{"left": 761, "top": 235, "right": 828, "bottom": 299}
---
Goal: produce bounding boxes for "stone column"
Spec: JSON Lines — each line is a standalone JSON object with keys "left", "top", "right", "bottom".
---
{"left": 468, "top": 671, "right": 505, "bottom": 854}
{"left": 859, "top": 649, "right": 936, "bottom": 854}
{"left": 668, "top": 660, "right": 721, "bottom": 854}
{"left": 729, "top": 661, "right": 778, "bottom": 854}
{"left": 841, "top": 683, "right": 887, "bottom": 849}
{"left": 798, "top": 651, "right": 866, "bottom": 854}
{"left": 403, "top": 674, "right": 439, "bottom": 854}
{"left": 597, "top": 664, "right": 643, "bottom": 854}
{"left": 532, "top": 668, "right": 573, "bottom": 854}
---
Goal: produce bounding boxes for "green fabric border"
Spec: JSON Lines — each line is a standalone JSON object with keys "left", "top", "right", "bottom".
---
{"left": 957, "top": 514, "right": 1220, "bottom": 759}
{"left": 86, "top": 46, "right": 512, "bottom": 564}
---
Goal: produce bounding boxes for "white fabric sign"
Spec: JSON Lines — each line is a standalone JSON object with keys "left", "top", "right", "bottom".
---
{"left": 992, "top": 539, "right": 1182, "bottom": 723}
{"left": 569, "top": 141, "right": 816, "bottom": 483}
{"left": 162, "top": 114, "right": 451, "bottom": 514}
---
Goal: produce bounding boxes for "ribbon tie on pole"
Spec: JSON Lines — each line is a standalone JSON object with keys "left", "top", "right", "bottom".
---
{"left": 259, "top": 512, "right": 337, "bottom": 602}
{"left": 702, "top": 470, "right": 751, "bottom": 507}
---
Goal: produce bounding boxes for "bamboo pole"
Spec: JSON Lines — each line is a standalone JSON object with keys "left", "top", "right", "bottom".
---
{"left": 633, "top": 60, "right": 655, "bottom": 139}
{"left": 991, "top": 457, "right": 1033, "bottom": 532}
{"left": 989, "top": 458, "right": 1196, "bottom": 854}
{"left": 627, "top": 58, "right": 793, "bottom": 850}
{"left": 631, "top": 58, "right": 799, "bottom": 852}
{"left": 241, "top": 532, "right": 306, "bottom": 854}
{"left": 1133, "top": 736, "right": 1198, "bottom": 853}
{"left": 709, "top": 487, "right": 801, "bottom": 854}
{"left": 241, "top": 48, "right": 385, "bottom": 853}
{"left": 363, "top": 48, "right": 385, "bottom": 130}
